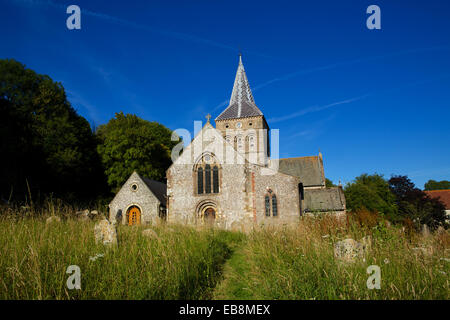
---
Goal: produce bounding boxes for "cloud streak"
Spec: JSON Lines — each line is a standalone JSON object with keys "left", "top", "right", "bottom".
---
{"left": 268, "top": 94, "right": 370, "bottom": 123}
{"left": 252, "top": 45, "right": 450, "bottom": 92}
{"left": 266, "top": 71, "right": 450, "bottom": 124}
{"left": 212, "top": 45, "right": 449, "bottom": 117}
{"left": 12, "top": 0, "right": 274, "bottom": 59}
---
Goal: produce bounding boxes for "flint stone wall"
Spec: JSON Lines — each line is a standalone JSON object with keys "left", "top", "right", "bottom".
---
{"left": 109, "top": 172, "right": 161, "bottom": 225}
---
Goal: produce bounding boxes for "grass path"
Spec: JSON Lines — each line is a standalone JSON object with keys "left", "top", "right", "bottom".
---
{"left": 212, "top": 239, "right": 254, "bottom": 300}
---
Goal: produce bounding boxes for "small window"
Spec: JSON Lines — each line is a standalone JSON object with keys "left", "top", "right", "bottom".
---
{"left": 197, "top": 167, "right": 204, "bottom": 194}
{"left": 131, "top": 183, "right": 138, "bottom": 191}
{"left": 213, "top": 166, "right": 219, "bottom": 193}
{"left": 205, "top": 164, "right": 211, "bottom": 194}
{"left": 272, "top": 195, "right": 278, "bottom": 217}
{"left": 249, "top": 122, "right": 252, "bottom": 126}
{"left": 265, "top": 195, "right": 271, "bottom": 216}
{"left": 264, "top": 190, "right": 278, "bottom": 217}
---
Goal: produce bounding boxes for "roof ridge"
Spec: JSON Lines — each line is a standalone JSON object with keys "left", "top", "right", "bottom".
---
{"left": 278, "top": 156, "right": 319, "bottom": 160}
{"left": 425, "top": 189, "right": 450, "bottom": 192}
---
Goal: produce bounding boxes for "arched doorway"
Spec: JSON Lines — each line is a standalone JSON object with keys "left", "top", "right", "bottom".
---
{"left": 127, "top": 205, "right": 141, "bottom": 226}
{"left": 204, "top": 207, "right": 216, "bottom": 225}
{"left": 195, "top": 200, "right": 218, "bottom": 226}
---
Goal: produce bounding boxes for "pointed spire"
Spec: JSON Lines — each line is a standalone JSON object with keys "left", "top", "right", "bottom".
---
{"left": 215, "top": 55, "right": 263, "bottom": 121}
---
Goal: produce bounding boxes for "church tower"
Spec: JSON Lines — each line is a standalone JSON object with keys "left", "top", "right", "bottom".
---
{"left": 215, "top": 55, "right": 270, "bottom": 165}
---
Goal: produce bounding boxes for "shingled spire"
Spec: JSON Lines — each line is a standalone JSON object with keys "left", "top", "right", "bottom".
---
{"left": 215, "top": 55, "right": 263, "bottom": 121}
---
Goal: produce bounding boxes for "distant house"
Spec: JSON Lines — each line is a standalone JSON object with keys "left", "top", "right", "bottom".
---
{"left": 109, "top": 171, "right": 167, "bottom": 225}
{"left": 424, "top": 189, "right": 450, "bottom": 223}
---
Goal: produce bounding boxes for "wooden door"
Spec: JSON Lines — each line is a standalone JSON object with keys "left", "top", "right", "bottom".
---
{"left": 127, "top": 206, "right": 141, "bottom": 226}
{"left": 204, "top": 208, "right": 216, "bottom": 225}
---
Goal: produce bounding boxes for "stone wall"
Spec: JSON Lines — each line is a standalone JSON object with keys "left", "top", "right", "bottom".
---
{"left": 166, "top": 122, "right": 304, "bottom": 231}
{"left": 251, "top": 164, "right": 302, "bottom": 226}
{"left": 167, "top": 163, "right": 253, "bottom": 231}
{"left": 109, "top": 172, "right": 162, "bottom": 225}
{"left": 167, "top": 161, "right": 302, "bottom": 231}
{"left": 215, "top": 116, "right": 269, "bottom": 166}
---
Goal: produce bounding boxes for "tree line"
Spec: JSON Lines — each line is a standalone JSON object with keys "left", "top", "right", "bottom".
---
{"left": 342, "top": 174, "right": 447, "bottom": 230}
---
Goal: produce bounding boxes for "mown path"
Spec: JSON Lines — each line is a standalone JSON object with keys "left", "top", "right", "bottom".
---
{"left": 212, "top": 240, "right": 254, "bottom": 300}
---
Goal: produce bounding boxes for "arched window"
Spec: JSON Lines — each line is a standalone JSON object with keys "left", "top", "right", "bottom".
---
{"left": 205, "top": 164, "right": 211, "bottom": 194}
{"left": 197, "top": 167, "right": 203, "bottom": 194}
{"left": 264, "top": 190, "right": 278, "bottom": 217}
{"left": 195, "top": 154, "right": 221, "bottom": 195}
{"left": 272, "top": 195, "right": 278, "bottom": 216}
{"left": 213, "top": 166, "right": 219, "bottom": 193}
{"left": 265, "top": 195, "right": 271, "bottom": 216}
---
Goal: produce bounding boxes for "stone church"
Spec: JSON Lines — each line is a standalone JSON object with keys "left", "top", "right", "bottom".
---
{"left": 110, "top": 56, "right": 345, "bottom": 229}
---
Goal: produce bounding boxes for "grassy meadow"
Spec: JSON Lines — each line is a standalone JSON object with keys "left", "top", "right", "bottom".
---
{"left": 0, "top": 208, "right": 448, "bottom": 300}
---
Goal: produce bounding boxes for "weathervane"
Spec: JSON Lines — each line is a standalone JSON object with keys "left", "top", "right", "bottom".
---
{"left": 206, "top": 113, "right": 211, "bottom": 123}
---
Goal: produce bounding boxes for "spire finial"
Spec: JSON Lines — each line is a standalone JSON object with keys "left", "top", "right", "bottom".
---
{"left": 206, "top": 113, "right": 211, "bottom": 123}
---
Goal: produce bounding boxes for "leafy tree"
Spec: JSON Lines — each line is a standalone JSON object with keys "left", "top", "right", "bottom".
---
{"left": 389, "top": 175, "right": 446, "bottom": 229}
{"left": 344, "top": 173, "right": 397, "bottom": 217}
{"left": 325, "top": 178, "right": 336, "bottom": 188}
{"left": 0, "top": 58, "right": 107, "bottom": 202}
{"left": 424, "top": 179, "right": 450, "bottom": 191}
{"left": 97, "top": 112, "right": 177, "bottom": 193}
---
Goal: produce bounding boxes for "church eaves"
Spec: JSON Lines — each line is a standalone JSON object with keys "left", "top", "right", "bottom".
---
{"left": 215, "top": 55, "right": 263, "bottom": 121}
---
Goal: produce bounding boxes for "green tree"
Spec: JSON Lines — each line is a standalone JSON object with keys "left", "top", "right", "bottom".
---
{"left": 325, "top": 178, "right": 336, "bottom": 188}
{"left": 424, "top": 179, "right": 450, "bottom": 191}
{"left": 97, "top": 112, "right": 177, "bottom": 193}
{"left": 344, "top": 173, "right": 397, "bottom": 217}
{"left": 389, "top": 175, "right": 446, "bottom": 229}
{"left": 0, "top": 58, "right": 106, "bottom": 202}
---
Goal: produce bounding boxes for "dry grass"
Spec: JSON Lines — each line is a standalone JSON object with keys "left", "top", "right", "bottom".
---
{"left": 0, "top": 211, "right": 243, "bottom": 300}
{"left": 214, "top": 213, "right": 450, "bottom": 300}
{"left": 1, "top": 207, "right": 448, "bottom": 300}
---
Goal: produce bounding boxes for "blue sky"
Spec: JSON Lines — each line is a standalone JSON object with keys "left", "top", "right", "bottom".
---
{"left": 1, "top": 0, "right": 450, "bottom": 189}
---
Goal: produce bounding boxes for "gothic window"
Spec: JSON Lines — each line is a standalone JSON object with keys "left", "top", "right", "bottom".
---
{"left": 195, "top": 154, "right": 221, "bottom": 195}
{"left": 265, "top": 195, "right": 271, "bottom": 216}
{"left": 237, "top": 135, "right": 244, "bottom": 152}
{"left": 272, "top": 195, "right": 278, "bottom": 216}
{"left": 248, "top": 135, "right": 256, "bottom": 150}
{"left": 205, "top": 164, "right": 211, "bottom": 194}
{"left": 213, "top": 166, "right": 219, "bottom": 193}
{"left": 264, "top": 190, "right": 278, "bottom": 217}
{"left": 197, "top": 167, "right": 203, "bottom": 194}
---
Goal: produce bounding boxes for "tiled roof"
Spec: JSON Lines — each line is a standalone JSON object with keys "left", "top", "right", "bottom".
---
{"left": 215, "top": 55, "right": 263, "bottom": 121}
{"left": 424, "top": 189, "right": 450, "bottom": 209}
{"left": 304, "top": 187, "right": 346, "bottom": 212}
{"left": 139, "top": 175, "right": 167, "bottom": 206}
{"left": 278, "top": 156, "right": 325, "bottom": 187}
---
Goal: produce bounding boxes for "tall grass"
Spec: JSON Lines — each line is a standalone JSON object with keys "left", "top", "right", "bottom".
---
{"left": 1, "top": 208, "right": 448, "bottom": 300}
{"left": 0, "top": 215, "right": 243, "bottom": 299}
{"left": 214, "top": 213, "right": 450, "bottom": 300}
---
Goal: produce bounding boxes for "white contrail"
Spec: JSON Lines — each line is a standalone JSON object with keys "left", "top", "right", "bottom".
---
{"left": 253, "top": 45, "right": 450, "bottom": 92}
{"left": 268, "top": 95, "right": 370, "bottom": 123}
{"left": 11, "top": 0, "right": 273, "bottom": 58}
